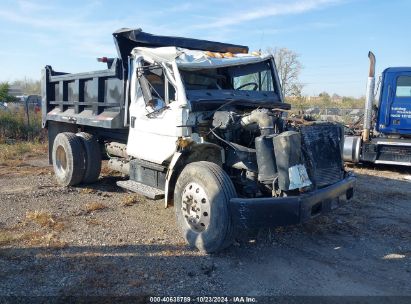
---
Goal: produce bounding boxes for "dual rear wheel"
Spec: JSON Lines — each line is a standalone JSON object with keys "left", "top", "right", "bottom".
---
{"left": 52, "top": 132, "right": 101, "bottom": 186}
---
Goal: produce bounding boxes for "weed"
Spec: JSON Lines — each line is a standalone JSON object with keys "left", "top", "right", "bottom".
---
{"left": 25, "top": 210, "right": 56, "bottom": 228}
{"left": 84, "top": 202, "right": 108, "bottom": 213}
{"left": 81, "top": 188, "right": 97, "bottom": 194}
{"left": 122, "top": 195, "right": 139, "bottom": 206}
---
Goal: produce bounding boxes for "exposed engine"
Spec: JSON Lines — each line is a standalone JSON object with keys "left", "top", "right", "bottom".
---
{"left": 192, "top": 107, "right": 345, "bottom": 198}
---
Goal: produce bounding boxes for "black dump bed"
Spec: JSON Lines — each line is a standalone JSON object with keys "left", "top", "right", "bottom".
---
{"left": 42, "top": 28, "right": 249, "bottom": 129}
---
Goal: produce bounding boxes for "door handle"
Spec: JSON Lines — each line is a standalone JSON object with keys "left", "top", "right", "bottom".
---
{"left": 131, "top": 116, "right": 136, "bottom": 128}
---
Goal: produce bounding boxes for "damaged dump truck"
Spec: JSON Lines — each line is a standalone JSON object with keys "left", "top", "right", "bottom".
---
{"left": 42, "top": 28, "right": 355, "bottom": 252}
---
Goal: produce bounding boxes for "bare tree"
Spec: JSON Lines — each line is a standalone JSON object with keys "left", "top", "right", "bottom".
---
{"left": 12, "top": 78, "right": 41, "bottom": 95}
{"left": 267, "top": 47, "right": 303, "bottom": 98}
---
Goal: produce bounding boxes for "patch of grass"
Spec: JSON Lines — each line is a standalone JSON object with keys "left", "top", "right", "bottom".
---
{"left": 0, "top": 229, "right": 52, "bottom": 247}
{"left": 0, "top": 108, "right": 44, "bottom": 141}
{"left": 26, "top": 210, "right": 56, "bottom": 227}
{"left": 84, "top": 202, "right": 108, "bottom": 213}
{"left": 21, "top": 231, "right": 48, "bottom": 246}
{"left": 1, "top": 211, "right": 67, "bottom": 248}
{"left": 122, "top": 195, "right": 139, "bottom": 207}
{"left": 42, "top": 233, "right": 68, "bottom": 248}
{"left": 0, "top": 230, "right": 15, "bottom": 246}
{"left": 80, "top": 188, "right": 97, "bottom": 194}
{"left": 25, "top": 210, "right": 65, "bottom": 231}
{"left": 0, "top": 141, "right": 47, "bottom": 164}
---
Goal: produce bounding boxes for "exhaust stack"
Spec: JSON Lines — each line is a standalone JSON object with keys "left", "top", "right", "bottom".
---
{"left": 362, "top": 51, "right": 376, "bottom": 142}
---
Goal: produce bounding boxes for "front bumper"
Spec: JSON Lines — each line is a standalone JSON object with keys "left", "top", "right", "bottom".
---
{"left": 229, "top": 174, "right": 356, "bottom": 229}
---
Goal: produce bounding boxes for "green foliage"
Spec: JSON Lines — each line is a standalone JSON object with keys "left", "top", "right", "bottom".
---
{"left": 0, "top": 82, "right": 18, "bottom": 103}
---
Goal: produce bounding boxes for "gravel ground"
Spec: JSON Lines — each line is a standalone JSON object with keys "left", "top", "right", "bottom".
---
{"left": 0, "top": 158, "right": 410, "bottom": 297}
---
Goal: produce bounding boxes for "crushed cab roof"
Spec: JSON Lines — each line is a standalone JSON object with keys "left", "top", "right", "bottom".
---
{"left": 131, "top": 46, "right": 272, "bottom": 69}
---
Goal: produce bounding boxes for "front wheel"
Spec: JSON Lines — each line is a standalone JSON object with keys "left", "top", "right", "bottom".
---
{"left": 174, "top": 161, "right": 237, "bottom": 253}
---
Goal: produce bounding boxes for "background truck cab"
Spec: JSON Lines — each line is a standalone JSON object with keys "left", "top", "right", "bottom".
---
{"left": 344, "top": 53, "right": 411, "bottom": 166}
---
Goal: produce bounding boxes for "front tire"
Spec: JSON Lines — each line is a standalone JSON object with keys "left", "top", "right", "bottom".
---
{"left": 174, "top": 161, "right": 237, "bottom": 253}
{"left": 52, "top": 132, "right": 85, "bottom": 186}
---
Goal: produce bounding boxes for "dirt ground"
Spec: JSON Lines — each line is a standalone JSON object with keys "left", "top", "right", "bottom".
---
{"left": 0, "top": 157, "right": 410, "bottom": 297}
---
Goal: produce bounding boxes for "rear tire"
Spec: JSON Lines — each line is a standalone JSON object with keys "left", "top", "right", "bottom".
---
{"left": 76, "top": 132, "right": 101, "bottom": 184}
{"left": 174, "top": 161, "right": 237, "bottom": 253}
{"left": 52, "top": 132, "right": 85, "bottom": 186}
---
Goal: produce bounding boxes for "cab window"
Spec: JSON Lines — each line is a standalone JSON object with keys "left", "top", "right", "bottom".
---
{"left": 396, "top": 76, "right": 411, "bottom": 97}
{"left": 139, "top": 62, "right": 176, "bottom": 104}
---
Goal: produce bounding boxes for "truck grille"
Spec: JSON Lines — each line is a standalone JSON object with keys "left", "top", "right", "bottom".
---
{"left": 300, "top": 123, "right": 344, "bottom": 188}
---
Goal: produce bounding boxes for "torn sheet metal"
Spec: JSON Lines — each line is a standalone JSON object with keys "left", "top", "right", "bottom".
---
{"left": 288, "top": 164, "right": 312, "bottom": 190}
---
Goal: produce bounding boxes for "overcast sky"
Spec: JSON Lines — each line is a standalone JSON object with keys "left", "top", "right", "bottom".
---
{"left": 0, "top": 0, "right": 410, "bottom": 97}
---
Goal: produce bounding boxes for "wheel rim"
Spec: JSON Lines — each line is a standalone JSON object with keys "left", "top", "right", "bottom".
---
{"left": 55, "top": 145, "right": 67, "bottom": 174}
{"left": 181, "top": 182, "right": 210, "bottom": 232}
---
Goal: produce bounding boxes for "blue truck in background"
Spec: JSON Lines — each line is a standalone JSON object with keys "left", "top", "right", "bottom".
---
{"left": 343, "top": 52, "right": 411, "bottom": 166}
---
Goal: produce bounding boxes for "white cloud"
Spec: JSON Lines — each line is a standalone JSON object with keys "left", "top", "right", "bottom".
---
{"left": 168, "top": 3, "right": 196, "bottom": 13}
{"left": 0, "top": 2, "right": 126, "bottom": 57}
{"left": 193, "top": 0, "right": 342, "bottom": 29}
{"left": 17, "top": 0, "right": 53, "bottom": 13}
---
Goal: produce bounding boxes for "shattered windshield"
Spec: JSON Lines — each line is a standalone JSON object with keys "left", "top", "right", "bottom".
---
{"left": 179, "top": 60, "right": 277, "bottom": 101}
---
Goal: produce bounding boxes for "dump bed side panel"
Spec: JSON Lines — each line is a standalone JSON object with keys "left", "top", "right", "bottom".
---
{"left": 42, "top": 59, "right": 126, "bottom": 129}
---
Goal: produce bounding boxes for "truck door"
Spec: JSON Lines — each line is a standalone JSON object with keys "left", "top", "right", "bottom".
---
{"left": 126, "top": 59, "right": 188, "bottom": 164}
{"left": 389, "top": 73, "right": 411, "bottom": 135}
{"left": 378, "top": 70, "right": 411, "bottom": 135}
